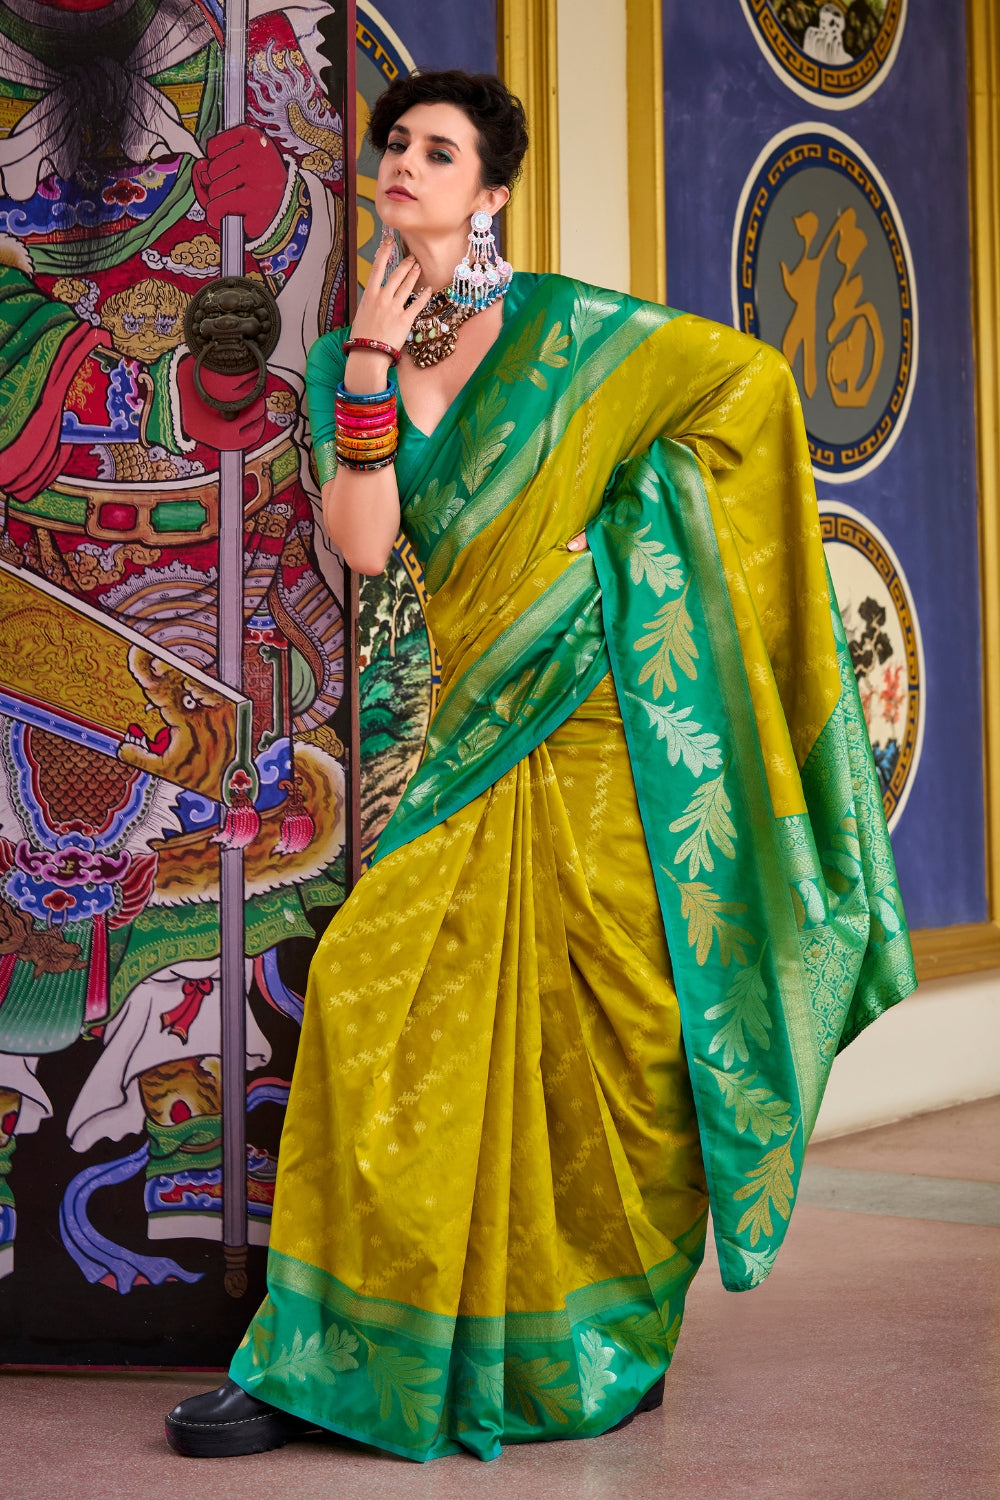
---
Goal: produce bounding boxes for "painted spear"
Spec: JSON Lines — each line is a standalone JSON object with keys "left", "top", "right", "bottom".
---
{"left": 218, "top": 0, "right": 250, "bottom": 1298}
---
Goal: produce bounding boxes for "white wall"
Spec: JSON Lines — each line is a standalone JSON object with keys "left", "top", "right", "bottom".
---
{"left": 554, "top": 0, "right": 1000, "bottom": 1135}
{"left": 813, "top": 970, "right": 1000, "bottom": 1138}
{"left": 556, "top": 0, "right": 631, "bottom": 288}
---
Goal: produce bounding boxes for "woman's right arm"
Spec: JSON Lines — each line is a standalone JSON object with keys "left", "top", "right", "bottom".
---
{"left": 319, "top": 346, "right": 402, "bottom": 575}
{"left": 308, "top": 239, "right": 431, "bottom": 575}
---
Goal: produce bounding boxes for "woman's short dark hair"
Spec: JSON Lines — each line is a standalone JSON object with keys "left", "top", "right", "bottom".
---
{"left": 367, "top": 70, "right": 529, "bottom": 191}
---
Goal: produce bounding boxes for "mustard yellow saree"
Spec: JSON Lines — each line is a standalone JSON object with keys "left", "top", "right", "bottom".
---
{"left": 228, "top": 274, "right": 916, "bottom": 1460}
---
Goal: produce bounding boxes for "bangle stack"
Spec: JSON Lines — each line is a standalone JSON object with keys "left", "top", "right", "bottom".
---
{"left": 335, "top": 380, "right": 398, "bottom": 471}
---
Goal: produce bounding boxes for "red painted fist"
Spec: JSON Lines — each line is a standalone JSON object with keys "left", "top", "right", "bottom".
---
{"left": 193, "top": 125, "right": 287, "bottom": 239}
{"left": 176, "top": 356, "right": 268, "bottom": 452}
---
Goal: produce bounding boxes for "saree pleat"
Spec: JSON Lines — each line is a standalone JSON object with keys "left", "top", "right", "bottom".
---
{"left": 231, "top": 680, "right": 708, "bottom": 1459}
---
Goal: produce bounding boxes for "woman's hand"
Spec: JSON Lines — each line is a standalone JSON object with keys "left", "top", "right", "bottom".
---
{"left": 567, "top": 531, "right": 589, "bottom": 552}
{"left": 351, "top": 234, "right": 435, "bottom": 353}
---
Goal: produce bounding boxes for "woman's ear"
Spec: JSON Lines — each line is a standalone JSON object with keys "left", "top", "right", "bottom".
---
{"left": 479, "top": 183, "right": 511, "bottom": 218}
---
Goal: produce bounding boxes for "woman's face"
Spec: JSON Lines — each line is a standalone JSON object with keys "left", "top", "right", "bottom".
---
{"left": 375, "top": 101, "right": 508, "bottom": 238}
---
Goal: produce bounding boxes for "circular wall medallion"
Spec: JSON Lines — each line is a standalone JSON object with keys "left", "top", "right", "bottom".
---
{"left": 819, "top": 500, "right": 924, "bottom": 830}
{"left": 732, "top": 124, "right": 917, "bottom": 483}
{"left": 739, "top": 0, "right": 906, "bottom": 110}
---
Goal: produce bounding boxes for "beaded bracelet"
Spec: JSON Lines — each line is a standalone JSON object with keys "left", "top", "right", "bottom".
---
{"left": 343, "top": 337, "right": 402, "bottom": 366}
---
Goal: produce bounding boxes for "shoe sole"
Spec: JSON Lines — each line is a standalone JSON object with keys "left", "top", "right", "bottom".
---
{"left": 164, "top": 1412, "right": 321, "bottom": 1458}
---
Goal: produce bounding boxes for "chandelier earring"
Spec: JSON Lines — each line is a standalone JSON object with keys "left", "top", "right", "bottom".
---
{"left": 450, "top": 209, "right": 513, "bottom": 309}
{"left": 404, "top": 210, "right": 514, "bottom": 367}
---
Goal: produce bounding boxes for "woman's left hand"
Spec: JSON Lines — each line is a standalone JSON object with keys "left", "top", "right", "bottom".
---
{"left": 567, "top": 531, "right": 589, "bottom": 552}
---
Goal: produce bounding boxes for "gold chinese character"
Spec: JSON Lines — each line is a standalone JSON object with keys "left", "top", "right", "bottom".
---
{"left": 781, "top": 208, "right": 885, "bottom": 410}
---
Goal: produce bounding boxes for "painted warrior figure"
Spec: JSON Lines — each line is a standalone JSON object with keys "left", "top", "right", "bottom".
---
{"left": 0, "top": 0, "right": 348, "bottom": 1288}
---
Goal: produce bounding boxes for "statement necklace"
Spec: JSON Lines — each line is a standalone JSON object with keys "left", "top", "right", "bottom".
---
{"left": 404, "top": 279, "right": 510, "bottom": 368}
{"left": 404, "top": 291, "right": 476, "bottom": 368}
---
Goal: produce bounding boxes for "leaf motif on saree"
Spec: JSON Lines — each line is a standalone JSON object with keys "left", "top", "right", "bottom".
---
{"left": 593, "top": 1309, "right": 668, "bottom": 1366}
{"left": 406, "top": 478, "right": 464, "bottom": 546}
{"left": 669, "top": 771, "right": 736, "bottom": 878}
{"left": 248, "top": 1296, "right": 276, "bottom": 1366}
{"left": 365, "top": 1338, "right": 442, "bottom": 1431}
{"left": 635, "top": 587, "right": 698, "bottom": 695}
{"left": 737, "top": 1245, "right": 779, "bottom": 1287}
{"left": 704, "top": 949, "right": 772, "bottom": 1065}
{"left": 464, "top": 1358, "right": 505, "bottom": 1405}
{"left": 569, "top": 291, "right": 621, "bottom": 350}
{"left": 459, "top": 384, "right": 515, "bottom": 493}
{"left": 665, "top": 871, "right": 754, "bottom": 966}
{"left": 261, "top": 1321, "right": 360, "bottom": 1384}
{"left": 697, "top": 1061, "right": 792, "bottom": 1145}
{"left": 605, "top": 518, "right": 683, "bottom": 598}
{"left": 578, "top": 1329, "right": 617, "bottom": 1415}
{"left": 504, "top": 1354, "right": 582, "bottom": 1427}
{"left": 454, "top": 716, "right": 503, "bottom": 763}
{"left": 628, "top": 694, "right": 721, "bottom": 776}
{"left": 733, "top": 1123, "right": 799, "bottom": 1246}
{"left": 494, "top": 308, "right": 572, "bottom": 389}
{"left": 492, "top": 667, "right": 537, "bottom": 723}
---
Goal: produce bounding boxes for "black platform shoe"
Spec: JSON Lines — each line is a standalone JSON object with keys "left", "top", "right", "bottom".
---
{"left": 606, "top": 1374, "right": 666, "bottom": 1433}
{"left": 165, "top": 1379, "right": 323, "bottom": 1457}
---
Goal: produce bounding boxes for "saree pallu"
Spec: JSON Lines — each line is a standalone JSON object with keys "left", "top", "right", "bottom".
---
{"left": 229, "top": 274, "right": 917, "bottom": 1460}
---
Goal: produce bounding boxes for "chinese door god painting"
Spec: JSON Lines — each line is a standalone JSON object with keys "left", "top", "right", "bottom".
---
{"left": 0, "top": 0, "right": 355, "bottom": 1363}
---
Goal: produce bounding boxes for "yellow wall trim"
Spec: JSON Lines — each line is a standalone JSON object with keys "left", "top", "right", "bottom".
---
{"left": 626, "top": 0, "right": 666, "bottom": 303}
{"left": 498, "top": 0, "right": 560, "bottom": 274}
{"left": 911, "top": 922, "right": 1000, "bottom": 982}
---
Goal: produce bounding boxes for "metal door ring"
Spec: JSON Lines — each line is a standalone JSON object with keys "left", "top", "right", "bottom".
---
{"left": 184, "top": 276, "right": 281, "bottom": 420}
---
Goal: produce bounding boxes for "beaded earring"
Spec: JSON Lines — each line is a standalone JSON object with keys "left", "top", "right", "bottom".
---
{"left": 450, "top": 210, "right": 513, "bottom": 309}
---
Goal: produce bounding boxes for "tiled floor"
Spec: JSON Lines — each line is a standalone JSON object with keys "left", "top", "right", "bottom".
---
{"left": 3, "top": 1097, "right": 998, "bottom": 1500}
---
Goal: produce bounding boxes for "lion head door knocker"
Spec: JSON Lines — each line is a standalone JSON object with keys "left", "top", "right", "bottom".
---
{"left": 183, "top": 277, "right": 281, "bottom": 419}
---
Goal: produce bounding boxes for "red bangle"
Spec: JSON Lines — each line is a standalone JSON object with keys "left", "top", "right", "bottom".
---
{"left": 343, "top": 338, "right": 402, "bottom": 366}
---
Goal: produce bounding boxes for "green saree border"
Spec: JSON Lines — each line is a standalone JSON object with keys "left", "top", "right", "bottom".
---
{"left": 416, "top": 280, "right": 679, "bottom": 592}
{"left": 231, "top": 1217, "right": 707, "bottom": 1462}
{"left": 587, "top": 437, "right": 915, "bottom": 1291}
{"left": 373, "top": 555, "right": 609, "bottom": 862}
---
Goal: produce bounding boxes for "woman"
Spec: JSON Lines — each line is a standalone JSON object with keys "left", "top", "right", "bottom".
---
{"left": 166, "top": 71, "right": 915, "bottom": 1462}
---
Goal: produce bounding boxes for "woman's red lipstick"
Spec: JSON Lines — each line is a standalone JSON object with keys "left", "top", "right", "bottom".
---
{"left": 386, "top": 186, "right": 416, "bottom": 200}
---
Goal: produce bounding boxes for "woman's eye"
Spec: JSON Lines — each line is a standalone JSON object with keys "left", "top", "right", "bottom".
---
{"left": 430, "top": 151, "right": 453, "bottom": 164}
{"left": 386, "top": 140, "right": 405, "bottom": 153}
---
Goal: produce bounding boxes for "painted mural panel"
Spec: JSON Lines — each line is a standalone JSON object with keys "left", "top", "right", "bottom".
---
{"left": 0, "top": 0, "right": 351, "bottom": 1364}
{"left": 663, "top": 1, "right": 983, "bottom": 931}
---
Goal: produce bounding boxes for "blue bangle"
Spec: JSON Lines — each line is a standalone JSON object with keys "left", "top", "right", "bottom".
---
{"left": 336, "top": 379, "right": 397, "bottom": 405}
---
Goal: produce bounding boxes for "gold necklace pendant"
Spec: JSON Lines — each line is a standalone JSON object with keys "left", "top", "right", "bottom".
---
{"left": 409, "top": 328, "right": 459, "bottom": 368}
{"left": 404, "top": 297, "right": 475, "bottom": 365}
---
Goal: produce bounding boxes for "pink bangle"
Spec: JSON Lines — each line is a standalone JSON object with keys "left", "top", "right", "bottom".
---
{"left": 336, "top": 409, "right": 397, "bottom": 430}
{"left": 343, "top": 338, "right": 402, "bottom": 366}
